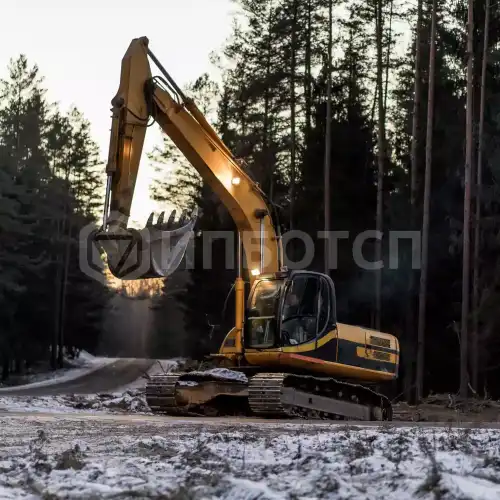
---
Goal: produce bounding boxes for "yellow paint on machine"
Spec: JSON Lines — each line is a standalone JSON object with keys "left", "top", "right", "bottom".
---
{"left": 281, "top": 330, "right": 337, "bottom": 353}
{"left": 217, "top": 321, "right": 398, "bottom": 382}
{"left": 280, "top": 353, "right": 395, "bottom": 382}
{"left": 337, "top": 323, "right": 399, "bottom": 351}
{"left": 356, "top": 346, "right": 399, "bottom": 365}
{"left": 219, "top": 328, "right": 240, "bottom": 354}
{"left": 244, "top": 351, "right": 283, "bottom": 367}
{"left": 243, "top": 351, "right": 396, "bottom": 384}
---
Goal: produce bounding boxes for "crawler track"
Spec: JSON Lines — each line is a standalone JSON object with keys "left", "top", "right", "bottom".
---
{"left": 248, "top": 373, "right": 392, "bottom": 421}
{"left": 145, "top": 373, "right": 187, "bottom": 415}
{"left": 145, "top": 372, "right": 249, "bottom": 417}
{"left": 146, "top": 371, "right": 392, "bottom": 421}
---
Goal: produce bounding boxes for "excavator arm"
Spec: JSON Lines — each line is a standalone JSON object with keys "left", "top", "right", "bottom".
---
{"left": 97, "top": 36, "right": 282, "bottom": 283}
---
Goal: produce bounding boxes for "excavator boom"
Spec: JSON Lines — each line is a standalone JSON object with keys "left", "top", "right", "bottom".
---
{"left": 98, "top": 36, "right": 282, "bottom": 281}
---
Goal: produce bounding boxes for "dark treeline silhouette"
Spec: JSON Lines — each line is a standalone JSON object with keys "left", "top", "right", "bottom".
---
{"left": 150, "top": 0, "right": 500, "bottom": 402}
{"left": 0, "top": 55, "right": 111, "bottom": 378}
{"left": 2, "top": 0, "right": 499, "bottom": 402}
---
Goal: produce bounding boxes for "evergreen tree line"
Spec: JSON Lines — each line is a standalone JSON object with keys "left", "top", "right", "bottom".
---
{"left": 150, "top": 0, "right": 500, "bottom": 401}
{"left": 0, "top": 55, "right": 111, "bottom": 379}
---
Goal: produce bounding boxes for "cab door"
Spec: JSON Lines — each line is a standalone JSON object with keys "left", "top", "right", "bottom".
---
{"left": 243, "top": 278, "right": 283, "bottom": 367}
{"left": 280, "top": 272, "right": 339, "bottom": 367}
{"left": 280, "top": 273, "right": 320, "bottom": 347}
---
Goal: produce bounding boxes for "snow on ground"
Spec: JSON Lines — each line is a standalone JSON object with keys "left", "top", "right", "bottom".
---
{"left": 0, "top": 389, "right": 151, "bottom": 415}
{"left": 0, "top": 358, "right": 187, "bottom": 416}
{"left": 182, "top": 367, "right": 249, "bottom": 384}
{"left": 0, "top": 351, "right": 115, "bottom": 392}
{"left": 0, "top": 415, "right": 499, "bottom": 499}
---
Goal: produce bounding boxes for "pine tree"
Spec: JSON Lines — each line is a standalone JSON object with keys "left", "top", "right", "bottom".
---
{"left": 416, "top": 0, "right": 438, "bottom": 402}
{"left": 0, "top": 55, "right": 111, "bottom": 377}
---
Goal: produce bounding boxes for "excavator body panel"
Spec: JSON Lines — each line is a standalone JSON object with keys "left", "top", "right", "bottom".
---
{"left": 241, "top": 272, "right": 398, "bottom": 382}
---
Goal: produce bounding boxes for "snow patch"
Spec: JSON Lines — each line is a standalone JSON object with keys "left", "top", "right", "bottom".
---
{"left": 0, "top": 389, "right": 151, "bottom": 415}
{"left": 186, "top": 368, "right": 248, "bottom": 383}
{"left": 1, "top": 421, "right": 500, "bottom": 498}
{"left": 0, "top": 351, "right": 115, "bottom": 393}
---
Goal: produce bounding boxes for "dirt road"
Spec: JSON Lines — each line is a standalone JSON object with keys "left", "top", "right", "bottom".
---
{"left": 0, "top": 358, "right": 154, "bottom": 396}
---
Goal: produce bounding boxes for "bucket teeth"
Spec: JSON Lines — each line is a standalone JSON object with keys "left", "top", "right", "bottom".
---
{"left": 144, "top": 208, "right": 197, "bottom": 231}
{"left": 97, "top": 207, "right": 199, "bottom": 280}
{"left": 178, "top": 210, "right": 188, "bottom": 225}
{"left": 166, "top": 210, "right": 176, "bottom": 227}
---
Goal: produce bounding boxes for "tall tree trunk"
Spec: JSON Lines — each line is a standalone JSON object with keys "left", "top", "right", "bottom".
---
{"left": 53, "top": 225, "right": 62, "bottom": 370}
{"left": 305, "top": 0, "right": 312, "bottom": 138}
{"left": 406, "top": 0, "right": 424, "bottom": 402}
{"left": 57, "top": 166, "right": 72, "bottom": 368}
{"left": 263, "top": 3, "right": 273, "bottom": 197}
{"left": 461, "top": 0, "right": 474, "bottom": 399}
{"left": 416, "top": 0, "right": 437, "bottom": 402}
{"left": 15, "top": 84, "right": 21, "bottom": 170}
{"left": 50, "top": 153, "right": 61, "bottom": 370}
{"left": 472, "top": 0, "right": 489, "bottom": 394}
{"left": 289, "top": 0, "right": 298, "bottom": 232}
{"left": 347, "top": 25, "right": 356, "bottom": 122}
{"left": 375, "top": 0, "right": 385, "bottom": 331}
{"left": 371, "top": 82, "right": 378, "bottom": 126}
{"left": 324, "top": 0, "right": 333, "bottom": 274}
{"left": 383, "top": 0, "right": 394, "bottom": 111}
{"left": 59, "top": 212, "right": 72, "bottom": 369}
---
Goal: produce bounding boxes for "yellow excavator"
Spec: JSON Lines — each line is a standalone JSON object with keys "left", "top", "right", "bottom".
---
{"left": 94, "top": 37, "right": 399, "bottom": 420}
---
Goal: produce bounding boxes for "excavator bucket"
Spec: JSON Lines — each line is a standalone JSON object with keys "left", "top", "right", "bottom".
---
{"left": 95, "top": 208, "right": 197, "bottom": 280}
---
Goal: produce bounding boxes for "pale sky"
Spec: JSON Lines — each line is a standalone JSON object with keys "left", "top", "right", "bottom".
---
{"left": 0, "top": 0, "right": 234, "bottom": 226}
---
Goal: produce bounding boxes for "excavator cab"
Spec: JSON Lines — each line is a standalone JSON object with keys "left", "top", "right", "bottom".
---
{"left": 244, "top": 271, "right": 336, "bottom": 350}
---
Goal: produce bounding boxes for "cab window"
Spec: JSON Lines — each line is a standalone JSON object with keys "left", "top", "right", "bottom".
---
{"left": 317, "top": 277, "right": 330, "bottom": 336}
{"left": 250, "top": 280, "right": 280, "bottom": 317}
{"left": 281, "top": 275, "right": 331, "bottom": 345}
{"left": 246, "top": 279, "right": 282, "bottom": 348}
